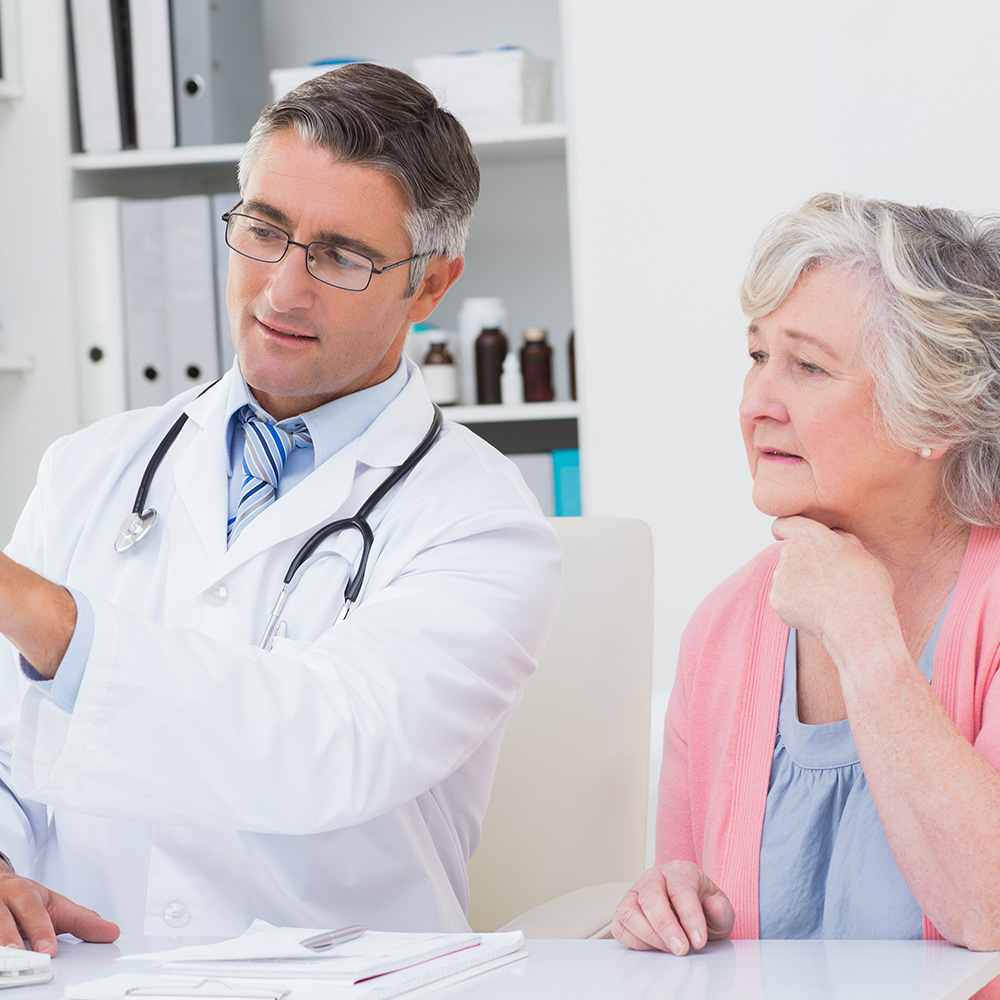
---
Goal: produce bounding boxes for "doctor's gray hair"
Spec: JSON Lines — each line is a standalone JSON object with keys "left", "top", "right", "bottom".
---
{"left": 741, "top": 191, "right": 1000, "bottom": 526}
{"left": 238, "top": 62, "right": 480, "bottom": 296}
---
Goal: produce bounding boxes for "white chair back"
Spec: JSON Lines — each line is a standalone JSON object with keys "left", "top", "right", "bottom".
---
{"left": 467, "top": 516, "right": 654, "bottom": 933}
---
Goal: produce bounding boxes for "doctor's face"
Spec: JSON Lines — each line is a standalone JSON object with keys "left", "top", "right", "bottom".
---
{"left": 227, "top": 128, "right": 459, "bottom": 420}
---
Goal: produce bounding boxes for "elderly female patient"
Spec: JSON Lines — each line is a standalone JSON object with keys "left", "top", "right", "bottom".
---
{"left": 615, "top": 193, "right": 1000, "bottom": 960}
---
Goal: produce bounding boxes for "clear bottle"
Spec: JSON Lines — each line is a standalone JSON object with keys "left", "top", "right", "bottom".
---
{"left": 475, "top": 326, "right": 508, "bottom": 405}
{"left": 520, "top": 327, "right": 555, "bottom": 403}
{"left": 421, "top": 332, "right": 458, "bottom": 405}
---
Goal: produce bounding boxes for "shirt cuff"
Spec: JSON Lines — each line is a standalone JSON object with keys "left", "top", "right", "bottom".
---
{"left": 18, "top": 587, "right": 93, "bottom": 713}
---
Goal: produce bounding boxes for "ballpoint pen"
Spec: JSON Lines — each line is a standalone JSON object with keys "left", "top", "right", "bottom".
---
{"left": 299, "top": 925, "right": 369, "bottom": 952}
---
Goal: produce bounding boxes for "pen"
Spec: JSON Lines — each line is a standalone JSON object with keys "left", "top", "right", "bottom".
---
{"left": 299, "top": 924, "right": 368, "bottom": 952}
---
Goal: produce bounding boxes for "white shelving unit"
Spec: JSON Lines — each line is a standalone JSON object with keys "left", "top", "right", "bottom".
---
{"left": 69, "top": 123, "right": 569, "bottom": 172}
{"left": 0, "top": 355, "right": 34, "bottom": 373}
{"left": 69, "top": 126, "right": 577, "bottom": 448}
{"left": 66, "top": 0, "right": 577, "bottom": 463}
{"left": 0, "top": 0, "right": 22, "bottom": 101}
{"left": 447, "top": 401, "right": 578, "bottom": 424}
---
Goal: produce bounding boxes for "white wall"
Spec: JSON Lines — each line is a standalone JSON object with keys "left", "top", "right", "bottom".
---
{"left": 7, "top": 0, "right": 1000, "bottom": 698}
{"left": 0, "top": 2, "right": 76, "bottom": 542}
{"left": 563, "top": 0, "right": 1000, "bottom": 701}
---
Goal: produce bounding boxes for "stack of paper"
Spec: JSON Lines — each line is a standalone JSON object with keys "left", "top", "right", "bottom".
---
{"left": 66, "top": 921, "right": 526, "bottom": 1000}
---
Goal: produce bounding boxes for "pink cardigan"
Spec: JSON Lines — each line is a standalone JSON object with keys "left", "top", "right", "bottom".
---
{"left": 656, "top": 524, "right": 1000, "bottom": 943}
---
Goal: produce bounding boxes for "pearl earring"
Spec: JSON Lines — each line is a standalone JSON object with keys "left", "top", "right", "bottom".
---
{"left": 920, "top": 447, "right": 933, "bottom": 458}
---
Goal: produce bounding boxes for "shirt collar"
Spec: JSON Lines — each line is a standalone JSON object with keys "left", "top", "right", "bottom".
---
{"left": 223, "top": 358, "right": 409, "bottom": 475}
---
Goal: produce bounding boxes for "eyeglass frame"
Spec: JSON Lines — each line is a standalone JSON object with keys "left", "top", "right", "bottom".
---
{"left": 220, "top": 200, "right": 435, "bottom": 292}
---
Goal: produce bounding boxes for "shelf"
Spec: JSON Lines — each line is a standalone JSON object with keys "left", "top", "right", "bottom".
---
{"left": 68, "top": 122, "right": 567, "bottom": 173}
{"left": 0, "top": 355, "right": 34, "bottom": 373}
{"left": 70, "top": 143, "right": 245, "bottom": 172}
{"left": 445, "top": 401, "right": 578, "bottom": 424}
{"left": 471, "top": 122, "right": 568, "bottom": 162}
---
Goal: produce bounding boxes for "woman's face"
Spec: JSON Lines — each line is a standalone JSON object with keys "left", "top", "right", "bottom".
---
{"left": 739, "top": 266, "right": 932, "bottom": 532}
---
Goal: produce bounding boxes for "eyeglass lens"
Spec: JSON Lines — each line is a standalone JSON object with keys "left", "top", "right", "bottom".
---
{"left": 225, "top": 213, "right": 374, "bottom": 291}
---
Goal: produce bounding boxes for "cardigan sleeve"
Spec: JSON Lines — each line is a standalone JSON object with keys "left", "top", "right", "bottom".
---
{"left": 655, "top": 646, "right": 696, "bottom": 865}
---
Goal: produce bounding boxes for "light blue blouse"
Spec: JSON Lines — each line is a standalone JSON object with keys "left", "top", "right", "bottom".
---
{"left": 758, "top": 614, "right": 943, "bottom": 939}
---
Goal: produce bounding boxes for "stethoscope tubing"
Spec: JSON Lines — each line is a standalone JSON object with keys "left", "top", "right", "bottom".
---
{"left": 115, "top": 385, "right": 444, "bottom": 648}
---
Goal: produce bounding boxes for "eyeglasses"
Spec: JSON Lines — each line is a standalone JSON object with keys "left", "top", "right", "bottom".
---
{"left": 221, "top": 204, "right": 432, "bottom": 292}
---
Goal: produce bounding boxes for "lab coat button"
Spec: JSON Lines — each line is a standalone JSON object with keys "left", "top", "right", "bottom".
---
{"left": 204, "top": 584, "right": 229, "bottom": 607}
{"left": 163, "top": 902, "right": 190, "bottom": 928}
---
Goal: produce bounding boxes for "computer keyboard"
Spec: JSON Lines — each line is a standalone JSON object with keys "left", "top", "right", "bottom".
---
{"left": 0, "top": 946, "right": 53, "bottom": 988}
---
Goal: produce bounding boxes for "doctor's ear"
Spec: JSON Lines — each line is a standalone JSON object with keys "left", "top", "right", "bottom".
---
{"left": 406, "top": 256, "right": 464, "bottom": 324}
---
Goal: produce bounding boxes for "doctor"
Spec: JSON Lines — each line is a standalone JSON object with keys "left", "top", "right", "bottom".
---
{"left": 0, "top": 63, "right": 561, "bottom": 952}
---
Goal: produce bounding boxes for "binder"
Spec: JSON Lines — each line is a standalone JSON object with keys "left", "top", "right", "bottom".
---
{"left": 72, "top": 198, "right": 128, "bottom": 425}
{"left": 67, "top": 0, "right": 123, "bottom": 152}
{"left": 128, "top": 0, "right": 175, "bottom": 150}
{"left": 507, "top": 453, "right": 556, "bottom": 516}
{"left": 161, "top": 195, "right": 221, "bottom": 396}
{"left": 211, "top": 191, "right": 239, "bottom": 372}
{"left": 120, "top": 199, "right": 169, "bottom": 408}
{"left": 109, "top": 0, "right": 137, "bottom": 148}
{"left": 552, "top": 448, "right": 582, "bottom": 516}
{"left": 170, "top": 0, "right": 269, "bottom": 147}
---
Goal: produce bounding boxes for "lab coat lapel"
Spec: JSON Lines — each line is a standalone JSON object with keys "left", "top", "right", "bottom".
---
{"left": 215, "top": 442, "right": 361, "bottom": 575}
{"left": 211, "top": 367, "right": 436, "bottom": 578}
{"left": 169, "top": 380, "right": 232, "bottom": 573}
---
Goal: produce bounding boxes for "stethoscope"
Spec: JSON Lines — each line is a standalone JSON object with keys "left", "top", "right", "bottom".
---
{"left": 114, "top": 389, "right": 444, "bottom": 651}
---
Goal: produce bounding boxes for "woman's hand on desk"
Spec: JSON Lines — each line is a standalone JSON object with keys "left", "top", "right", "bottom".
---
{"left": 611, "top": 861, "right": 734, "bottom": 955}
{"left": 0, "top": 868, "right": 119, "bottom": 954}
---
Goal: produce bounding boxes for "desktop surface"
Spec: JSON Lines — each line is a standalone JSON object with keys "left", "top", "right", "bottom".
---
{"left": 17, "top": 935, "right": 1000, "bottom": 1000}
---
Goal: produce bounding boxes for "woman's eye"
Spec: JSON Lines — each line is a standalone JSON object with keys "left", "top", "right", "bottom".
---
{"left": 749, "top": 350, "right": 766, "bottom": 365}
{"left": 799, "top": 360, "right": 825, "bottom": 375}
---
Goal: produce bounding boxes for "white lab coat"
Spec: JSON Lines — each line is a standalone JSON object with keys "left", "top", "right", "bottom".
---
{"left": 0, "top": 364, "right": 562, "bottom": 936}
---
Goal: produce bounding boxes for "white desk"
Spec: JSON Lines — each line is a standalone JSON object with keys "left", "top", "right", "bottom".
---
{"left": 18, "top": 936, "right": 1000, "bottom": 1000}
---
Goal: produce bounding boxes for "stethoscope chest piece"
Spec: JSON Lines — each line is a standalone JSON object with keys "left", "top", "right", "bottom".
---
{"left": 114, "top": 509, "right": 158, "bottom": 553}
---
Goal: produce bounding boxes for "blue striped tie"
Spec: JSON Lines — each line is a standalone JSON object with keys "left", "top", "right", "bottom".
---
{"left": 228, "top": 406, "right": 312, "bottom": 545}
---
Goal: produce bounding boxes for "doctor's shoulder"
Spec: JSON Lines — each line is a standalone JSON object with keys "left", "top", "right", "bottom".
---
{"left": 390, "top": 415, "right": 562, "bottom": 577}
{"left": 431, "top": 418, "right": 553, "bottom": 518}
{"left": 31, "top": 393, "right": 200, "bottom": 508}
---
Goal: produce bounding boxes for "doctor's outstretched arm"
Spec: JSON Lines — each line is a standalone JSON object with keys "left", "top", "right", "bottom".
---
{"left": 0, "top": 554, "right": 120, "bottom": 950}
{"left": 0, "top": 553, "right": 75, "bottom": 679}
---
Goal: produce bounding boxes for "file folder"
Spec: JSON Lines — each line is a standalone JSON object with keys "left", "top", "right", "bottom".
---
{"left": 67, "top": 0, "right": 123, "bottom": 152}
{"left": 72, "top": 197, "right": 128, "bottom": 425}
{"left": 170, "top": 0, "right": 269, "bottom": 147}
{"left": 129, "top": 0, "right": 175, "bottom": 150}
{"left": 211, "top": 191, "right": 239, "bottom": 372}
{"left": 120, "top": 198, "right": 169, "bottom": 408}
{"left": 162, "top": 195, "right": 221, "bottom": 396}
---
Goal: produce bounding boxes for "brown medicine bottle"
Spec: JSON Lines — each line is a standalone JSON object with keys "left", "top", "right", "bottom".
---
{"left": 422, "top": 332, "right": 458, "bottom": 405}
{"left": 520, "top": 327, "right": 555, "bottom": 402}
{"left": 475, "top": 326, "right": 508, "bottom": 404}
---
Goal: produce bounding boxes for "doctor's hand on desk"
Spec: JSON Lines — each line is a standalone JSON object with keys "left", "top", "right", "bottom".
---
{"left": 0, "top": 862, "right": 119, "bottom": 954}
{"left": 612, "top": 861, "right": 735, "bottom": 955}
{"left": 0, "top": 554, "right": 75, "bottom": 679}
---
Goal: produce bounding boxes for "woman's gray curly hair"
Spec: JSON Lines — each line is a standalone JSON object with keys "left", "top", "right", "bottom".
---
{"left": 741, "top": 192, "right": 1000, "bottom": 526}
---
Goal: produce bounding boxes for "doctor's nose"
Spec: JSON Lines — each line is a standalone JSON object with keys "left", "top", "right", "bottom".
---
{"left": 265, "top": 243, "right": 318, "bottom": 312}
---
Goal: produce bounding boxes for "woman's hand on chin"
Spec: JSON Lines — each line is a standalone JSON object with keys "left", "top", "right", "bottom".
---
{"left": 611, "top": 861, "right": 735, "bottom": 954}
{"left": 768, "top": 515, "right": 899, "bottom": 659}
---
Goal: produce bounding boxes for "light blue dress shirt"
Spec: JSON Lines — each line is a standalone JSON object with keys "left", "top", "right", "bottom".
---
{"left": 26, "top": 359, "right": 408, "bottom": 712}
{"left": 757, "top": 611, "right": 945, "bottom": 939}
